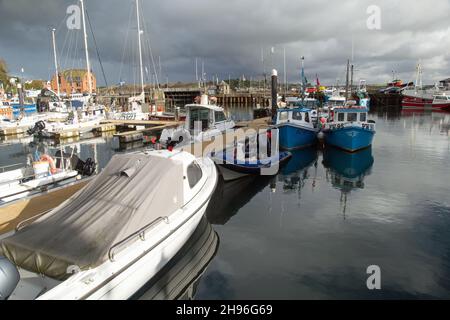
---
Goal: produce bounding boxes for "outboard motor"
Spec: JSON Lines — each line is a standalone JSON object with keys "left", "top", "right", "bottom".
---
{"left": 27, "top": 120, "right": 46, "bottom": 136}
{"left": 0, "top": 256, "right": 20, "bottom": 300}
{"left": 80, "top": 158, "right": 96, "bottom": 176}
{"left": 54, "top": 151, "right": 97, "bottom": 177}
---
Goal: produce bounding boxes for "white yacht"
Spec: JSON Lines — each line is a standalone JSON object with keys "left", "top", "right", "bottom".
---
{"left": 0, "top": 149, "right": 218, "bottom": 300}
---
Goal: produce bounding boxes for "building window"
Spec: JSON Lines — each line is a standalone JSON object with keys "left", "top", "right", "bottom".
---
{"left": 187, "top": 162, "right": 203, "bottom": 188}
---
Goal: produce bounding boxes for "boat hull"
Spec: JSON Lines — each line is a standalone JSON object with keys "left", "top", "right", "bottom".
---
{"left": 402, "top": 95, "right": 436, "bottom": 109}
{"left": 277, "top": 124, "right": 317, "bottom": 150}
{"left": 90, "top": 201, "right": 208, "bottom": 300}
{"left": 324, "top": 126, "right": 375, "bottom": 152}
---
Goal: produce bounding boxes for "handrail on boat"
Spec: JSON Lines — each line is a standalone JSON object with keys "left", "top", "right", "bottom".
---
{"left": 108, "top": 216, "right": 170, "bottom": 262}
{"left": 0, "top": 163, "right": 25, "bottom": 173}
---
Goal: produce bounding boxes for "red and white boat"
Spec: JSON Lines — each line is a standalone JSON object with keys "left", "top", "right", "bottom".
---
{"left": 432, "top": 94, "right": 450, "bottom": 112}
{"left": 402, "top": 63, "right": 450, "bottom": 111}
{"left": 402, "top": 89, "right": 436, "bottom": 109}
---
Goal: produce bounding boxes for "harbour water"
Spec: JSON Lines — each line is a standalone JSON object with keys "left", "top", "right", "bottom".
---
{"left": 1, "top": 108, "right": 450, "bottom": 299}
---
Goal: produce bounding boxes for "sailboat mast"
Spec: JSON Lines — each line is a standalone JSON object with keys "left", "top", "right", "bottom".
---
{"left": 136, "top": 0, "right": 145, "bottom": 99}
{"left": 52, "top": 28, "right": 60, "bottom": 97}
{"left": 80, "top": 0, "right": 92, "bottom": 95}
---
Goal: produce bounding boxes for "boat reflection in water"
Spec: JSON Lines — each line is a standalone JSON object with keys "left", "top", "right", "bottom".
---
{"left": 279, "top": 147, "right": 319, "bottom": 195}
{"left": 322, "top": 147, "right": 374, "bottom": 216}
{"left": 206, "top": 176, "right": 274, "bottom": 225}
{"left": 133, "top": 217, "right": 219, "bottom": 300}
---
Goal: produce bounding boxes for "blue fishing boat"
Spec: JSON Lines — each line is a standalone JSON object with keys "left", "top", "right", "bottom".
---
{"left": 322, "top": 104, "right": 376, "bottom": 152}
{"left": 273, "top": 107, "right": 319, "bottom": 150}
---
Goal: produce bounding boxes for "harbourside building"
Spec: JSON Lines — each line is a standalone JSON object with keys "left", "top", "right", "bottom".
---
{"left": 50, "top": 69, "right": 97, "bottom": 95}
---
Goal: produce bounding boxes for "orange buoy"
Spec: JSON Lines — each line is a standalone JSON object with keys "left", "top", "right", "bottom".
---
{"left": 40, "top": 154, "right": 57, "bottom": 175}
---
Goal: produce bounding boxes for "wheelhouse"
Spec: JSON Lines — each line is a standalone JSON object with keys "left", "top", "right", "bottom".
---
{"left": 327, "top": 97, "right": 346, "bottom": 108}
{"left": 276, "top": 108, "right": 313, "bottom": 125}
{"left": 185, "top": 105, "right": 229, "bottom": 132}
{"left": 330, "top": 107, "right": 369, "bottom": 123}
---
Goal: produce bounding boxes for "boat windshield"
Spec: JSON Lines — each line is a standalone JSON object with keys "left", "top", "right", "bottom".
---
{"left": 190, "top": 108, "right": 210, "bottom": 131}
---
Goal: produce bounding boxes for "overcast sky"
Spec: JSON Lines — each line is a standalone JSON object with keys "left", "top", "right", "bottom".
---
{"left": 0, "top": 0, "right": 449, "bottom": 86}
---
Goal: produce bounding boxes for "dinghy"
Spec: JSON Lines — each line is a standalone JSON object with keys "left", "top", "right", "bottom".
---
{"left": 0, "top": 149, "right": 217, "bottom": 300}
{"left": 210, "top": 130, "right": 291, "bottom": 181}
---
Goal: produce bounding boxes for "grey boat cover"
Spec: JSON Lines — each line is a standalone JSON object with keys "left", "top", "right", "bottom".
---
{"left": 0, "top": 153, "right": 184, "bottom": 280}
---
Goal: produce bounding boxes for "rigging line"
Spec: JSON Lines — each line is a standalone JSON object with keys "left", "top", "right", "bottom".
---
{"left": 60, "top": 26, "right": 71, "bottom": 69}
{"left": 62, "top": 30, "right": 73, "bottom": 73}
{"left": 119, "top": 3, "right": 134, "bottom": 85}
{"left": 86, "top": 9, "right": 108, "bottom": 87}
{"left": 139, "top": 1, "right": 159, "bottom": 89}
{"left": 142, "top": 18, "right": 160, "bottom": 89}
{"left": 72, "top": 31, "right": 79, "bottom": 73}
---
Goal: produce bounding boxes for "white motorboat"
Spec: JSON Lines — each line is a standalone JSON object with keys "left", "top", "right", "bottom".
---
{"left": 108, "top": 93, "right": 149, "bottom": 121}
{"left": 0, "top": 149, "right": 218, "bottom": 300}
{"left": 160, "top": 94, "right": 235, "bottom": 147}
{"left": 0, "top": 114, "right": 51, "bottom": 130}
{"left": 0, "top": 151, "right": 95, "bottom": 206}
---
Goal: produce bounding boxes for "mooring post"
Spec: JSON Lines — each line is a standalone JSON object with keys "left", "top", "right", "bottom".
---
{"left": 271, "top": 69, "right": 278, "bottom": 119}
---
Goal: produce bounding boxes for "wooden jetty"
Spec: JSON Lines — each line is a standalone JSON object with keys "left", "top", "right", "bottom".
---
{"left": 106, "top": 120, "right": 183, "bottom": 145}
{"left": 0, "top": 127, "right": 26, "bottom": 137}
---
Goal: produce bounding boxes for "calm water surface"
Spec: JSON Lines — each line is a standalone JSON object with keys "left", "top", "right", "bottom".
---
{"left": 1, "top": 109, "right": 449, "bottom": 299}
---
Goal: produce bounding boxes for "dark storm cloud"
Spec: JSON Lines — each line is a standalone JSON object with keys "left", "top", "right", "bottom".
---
{"left": 0, "top": 0, "right": 449, "bottom": 86}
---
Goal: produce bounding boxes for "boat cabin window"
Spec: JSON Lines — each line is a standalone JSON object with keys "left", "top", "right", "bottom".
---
{"left": 187, "top": 161, "right": 203, "bottom": 188}
{"left": 360, "top": 113, "right": 367, "bottom": 122}
{"left": 214, "top": 111, "right": 226, "bottom": 123}
{"left": 347, "top": 113, "right": 357, "bottom": 122}
{"left": 292, "top": 112, "right": 303, "bottom": 121}
{"left": 190, "top": 108, "right": 210, "bottom": 131}
{"left": 338, "top": 113, "right": 345, "bottom": 122}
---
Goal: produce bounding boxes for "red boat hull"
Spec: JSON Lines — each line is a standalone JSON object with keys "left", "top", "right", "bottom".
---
{"left": 401, "top": 95, "right": 448, "bottom": 110}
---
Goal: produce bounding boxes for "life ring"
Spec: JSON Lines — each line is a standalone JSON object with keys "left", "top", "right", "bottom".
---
{"left": 40, "top": 154, "right": 57, "bottom": 174}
